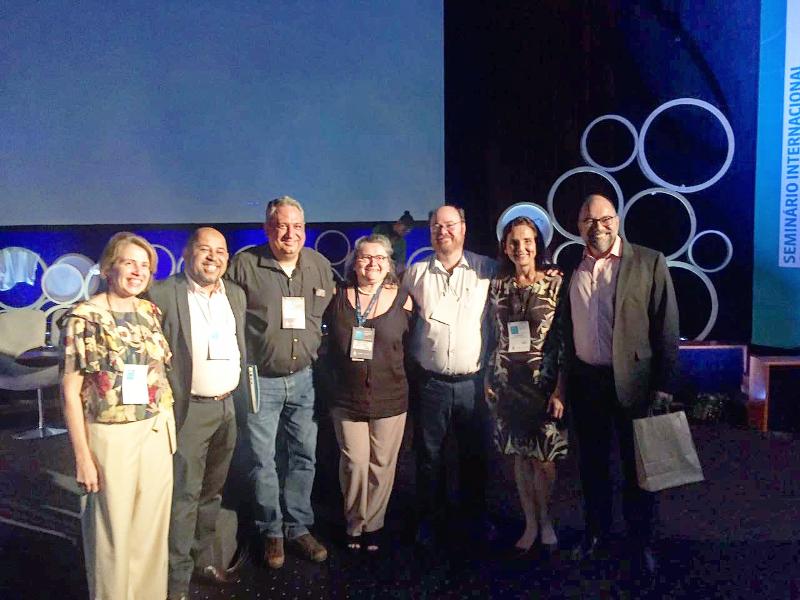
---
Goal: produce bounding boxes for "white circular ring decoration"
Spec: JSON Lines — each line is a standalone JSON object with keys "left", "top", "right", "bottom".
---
{"left": 44, "top": 304, "right": 73, "bottom": 346}
{"left": 234, "top": 244, "right": 256, "bottom": 255}
{"left": 668, "top": 260, "right": 718, "bottom": 341}
{"left": 547, "top": 167, "right": 625, "bottom": 242}
{"left": 41, "top": 262, "right": 84, "bottom": 304}
{"left": 152, "top": 244, "right": 177, "bottom": 277}
{"left": 496, "top": 203, "right": 554, "bottom": 247}
{"left": 637, "top": 98, "right": 735, "bottom": 193}
{"left": 43, "top": 303, "right": 72, "bottom": 320}
{"left": 407, "top": 246, "right": 435, "bottom": 267}
{"left": 619, "top": 188, "right": 697, "bottom": 260}
{"left": 82, "top": 264, "right": 101, "bottom": 301}
{"left": 552, "top": 240, "right": 585, "bottom": 264}
{"left": 688, "top": 230, "right": 733, "bottom": 273}
{"left": 580, "top": 114, "right": 639, "bottom": 172}
{"left": 55, "top": 253, "right": 94, "bottom": 278}
{"left": 314, "top": 230, "right": 351, "bottom": 266}
{"left": 57, "top": 253, "right": 99, "bottom": 299}
{"left": 0, "top": 247, "right": 47, "bottom": 311}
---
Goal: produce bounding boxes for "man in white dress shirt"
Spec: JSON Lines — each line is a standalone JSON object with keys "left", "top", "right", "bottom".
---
{"left": 403, "top": 205, "right": 497, "bottom": 548}
{"left": 148, "top": 228, "right": 247, "bottom": 600}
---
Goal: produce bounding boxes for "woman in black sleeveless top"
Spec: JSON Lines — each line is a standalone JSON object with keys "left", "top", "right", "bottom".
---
{"left": 323, "top": 234, "right": 413, "bottom": 552}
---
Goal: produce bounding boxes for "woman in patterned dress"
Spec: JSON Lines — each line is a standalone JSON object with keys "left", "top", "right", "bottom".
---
{"left": 485, "top": 216, "right": 566, "bottom": 554}
{"left": 61, "top": 232, "right": 175, "bottom": 599}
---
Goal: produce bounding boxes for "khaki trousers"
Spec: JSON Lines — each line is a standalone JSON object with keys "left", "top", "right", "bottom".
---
{"left": 82, "top": 414, "right": 174, "bottom": 600}
{"left": 331, "top": 409, "right": 406, "bottom": 536}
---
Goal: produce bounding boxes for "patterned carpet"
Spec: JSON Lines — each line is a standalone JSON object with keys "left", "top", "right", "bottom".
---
{"left": 1, "top": 390, "right": 799, "bottom": 599}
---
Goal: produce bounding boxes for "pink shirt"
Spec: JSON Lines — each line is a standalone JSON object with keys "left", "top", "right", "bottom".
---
{"left": 569, "top": 236, "right": 622, "bottom": 366}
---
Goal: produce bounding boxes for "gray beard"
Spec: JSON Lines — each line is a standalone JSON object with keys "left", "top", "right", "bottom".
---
{"left": 588, "top": 234, "right": 613, "bottom": 255}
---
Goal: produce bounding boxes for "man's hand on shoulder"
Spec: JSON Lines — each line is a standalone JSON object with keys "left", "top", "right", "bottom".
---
{"left": 542, "top": 264, "right": 563, "bottom": 278}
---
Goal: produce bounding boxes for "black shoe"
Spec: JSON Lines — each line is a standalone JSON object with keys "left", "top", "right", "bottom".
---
{"left": 415, "top": 520, "right": 436, "bottom": 549}
{"left": 345, "top": 534, "right": 362, "bottom": 552}
{"left": 363, "top": 529, "right": 383, "bottom": 554}
{"left": 570, "top": 535, "right": 608, "bottom": 561}
{"left": 539, "top": 539, "right": 559, "bottom": 560}
{"left": 635, "top": 545, "right": 658, "bottom": 577}
{"left": 193, "top": 564, "right": 241, "bottom": 586}
{"left": 477, "top": 517, "right": 499, "bottom": 543}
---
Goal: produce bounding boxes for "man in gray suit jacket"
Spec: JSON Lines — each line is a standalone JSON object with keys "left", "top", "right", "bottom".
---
{"left": 148, "top": 227, "right": 247, "bottom": 600}
{"left": 561, "top": 195, "right": 679, "bottom": 576}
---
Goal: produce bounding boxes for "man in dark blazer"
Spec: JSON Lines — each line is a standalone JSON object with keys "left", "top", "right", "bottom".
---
{"left": 148, "top": 227, "right": 247, "bottom": 600}
{"left": 560, "top": 194, "right": 679, "bottom": 576}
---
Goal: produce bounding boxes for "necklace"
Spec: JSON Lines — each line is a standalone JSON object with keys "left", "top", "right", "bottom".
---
{"left": 514, "top": 271, "right": 541, "bottom": 287}
{"left": 357, "top": 285, "right": 379, "bottom": 295}
{"left": 106, "top": 293, "right": 137, "bottom": 313}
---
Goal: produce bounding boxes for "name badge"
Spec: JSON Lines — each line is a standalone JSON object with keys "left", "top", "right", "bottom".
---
{"left": 507, "top": 320, "right": 531, "bottom": 353}
{"left": 282, "top": 297, "right": 306, "bottom": 329}
{"left": 122, "top": 364, "right": 149, "bottom": 404}
{"left": 350, "top": 326, "right": 375, "bottom": 361}
{"left": 208, "top": 327, "right": 234, "bottom": 360}
{"left": 430, "top": 292, "right": 458, "bottom": 325}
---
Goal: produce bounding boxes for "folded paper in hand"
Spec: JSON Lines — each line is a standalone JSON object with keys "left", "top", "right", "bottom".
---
{"left": 246, "top": 365, "right": 260, "bottom": 413}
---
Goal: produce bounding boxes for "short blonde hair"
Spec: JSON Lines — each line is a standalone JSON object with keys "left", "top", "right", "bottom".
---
{"left": 99, "top": 232, "right": 158, "bottom": 291}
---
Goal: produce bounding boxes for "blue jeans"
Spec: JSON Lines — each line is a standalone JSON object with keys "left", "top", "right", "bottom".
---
{"left": 247, "top": 366, "right": 317, "bottom": 540}
{"left": 414, "top": 372, "right": 490, "bottom": 524}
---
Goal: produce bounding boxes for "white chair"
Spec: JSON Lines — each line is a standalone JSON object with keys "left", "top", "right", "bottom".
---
{"left": 0, "top": 309, "right": 65, "bottom": 439}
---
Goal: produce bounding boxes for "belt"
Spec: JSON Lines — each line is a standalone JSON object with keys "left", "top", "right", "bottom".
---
{"left": 190, "top": 390, "right": 234, "bottom": 402}
{"left": 574, "top": 358, "right": 613, "bottom": 375}
{"left": 423, "top": 369, "right": 480, "bottom": 383}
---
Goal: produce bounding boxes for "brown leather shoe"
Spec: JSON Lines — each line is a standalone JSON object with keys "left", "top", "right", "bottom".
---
{"left": 289, "top": 533, "right": 328, "bottom": 562}
{"left": 193, "top": 564, "right": 240, "bottom": 585}
{"left": 264, "top": 536, "right": 285, "bottom": 569}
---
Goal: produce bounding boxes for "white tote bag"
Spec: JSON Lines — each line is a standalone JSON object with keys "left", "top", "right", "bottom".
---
{"left": 633, "top": 411, "right": 705, "bottom": 492}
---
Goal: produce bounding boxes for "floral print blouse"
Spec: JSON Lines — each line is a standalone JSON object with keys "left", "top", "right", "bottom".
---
{"left": 62, "top": 299, "right": 173, "bottom": 424}
{"left": 487, "top": 272, "right": 563, "bottom": 397}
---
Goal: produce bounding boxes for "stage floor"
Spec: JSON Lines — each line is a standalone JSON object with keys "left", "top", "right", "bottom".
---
{"left": 1, "top": 398, "right": 799, "bottom": 599}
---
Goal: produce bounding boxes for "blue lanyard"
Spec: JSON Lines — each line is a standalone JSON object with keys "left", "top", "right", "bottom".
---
{"left": 354, "top": 286, "right": 382, "bottom": 327}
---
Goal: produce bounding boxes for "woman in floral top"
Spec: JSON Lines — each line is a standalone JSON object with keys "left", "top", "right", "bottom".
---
{"left": 486, "top": 216, "right": 566, "bottom": 556}
{"left": 61, "top": 232, "right": 175, "bottom": 600}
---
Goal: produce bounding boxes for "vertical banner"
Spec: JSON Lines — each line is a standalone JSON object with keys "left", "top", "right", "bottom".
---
{"left": 778, "top": 1, "right": 800, "bottom": 267}
{"left": 753, "top": 1, "right": 800, "bottom": 347}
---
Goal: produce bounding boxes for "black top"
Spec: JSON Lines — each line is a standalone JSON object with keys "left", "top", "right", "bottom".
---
{"left": 226, "top": 244, "right": 335, "bottom": 377}
{"left": 323, "top": 285, "right": 412, "bottom": 419}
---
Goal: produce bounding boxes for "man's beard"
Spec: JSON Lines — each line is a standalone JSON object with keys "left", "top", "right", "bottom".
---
{"left": 588, "top": 232, "right": 613, "bottom": 254}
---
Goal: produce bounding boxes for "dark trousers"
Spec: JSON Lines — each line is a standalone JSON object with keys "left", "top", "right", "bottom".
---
{"left": 413, "top": 371, "right": 490, "bottom": 525}
{"left": 570, "top": 360, "right": 655, "bottom": 542}
{"left": 168, "top": 395, "right": 237, "bottom": 594}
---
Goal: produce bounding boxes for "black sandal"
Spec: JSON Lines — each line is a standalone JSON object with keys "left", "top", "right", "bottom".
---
{"left": 345, "top": 535, "right": 361, "bottom": 552}
{"left": 363, "top": 530, "right": 382, "bottom": 553}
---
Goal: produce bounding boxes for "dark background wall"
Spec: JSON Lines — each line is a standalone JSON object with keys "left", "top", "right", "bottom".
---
{"left": 445, "top": 0, "right": 760, "bottom": 343}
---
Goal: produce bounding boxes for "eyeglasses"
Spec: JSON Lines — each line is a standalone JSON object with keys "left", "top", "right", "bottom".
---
{"left": 430, "top": 221, "right": 463, "bottom": 232}
{"left": 581, "top": 215, "right": 617, "bottom": 228}
{"left": 356, "top": 254, "right": 389, "bottom": 263}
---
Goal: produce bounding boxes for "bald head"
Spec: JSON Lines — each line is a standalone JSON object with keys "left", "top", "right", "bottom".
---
{"left": 578, "top": 194, "right": 619, "bottom": 257}
{"left": 184, "top": 227, "right": 229, "bottom": 290}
